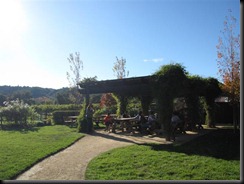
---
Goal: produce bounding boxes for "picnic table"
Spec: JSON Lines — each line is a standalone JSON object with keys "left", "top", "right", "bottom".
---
{"left": 68, "top": 116, "right": 78, "bottom": 122}
{"left": 64, "top": 116, "right": 78, "bottom": 126}
{"left": 113, "top": 117, "right": 139, "bottom": 134}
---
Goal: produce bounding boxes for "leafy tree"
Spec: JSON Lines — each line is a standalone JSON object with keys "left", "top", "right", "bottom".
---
{"left": 112, "top": 56, "right": 129, "bottom": 79}
{"left": 216, "top": 9, "right": 240, "bottom": 131}
{"left": 56, "top": 92, "right": 73, "bottom": 104}
{"left": 34, "top": 97, "right": 54, "bottom": 105}
{"left": 10, "top": 90, "right": 33, "bottom": 104}
{"left": 100, "top": 93, "right": 117, "bottom": 109}
{"left": 79, "top": 76, "right": 98, "bottom": 85}
{"left": 66, "top": 52, "right": 84, "bottom": 104}
{"left": 112, "top": 56, "right": 129, "bottom": 115}
{"left": 67, "top": 52, "right": 83, "bottom": 86}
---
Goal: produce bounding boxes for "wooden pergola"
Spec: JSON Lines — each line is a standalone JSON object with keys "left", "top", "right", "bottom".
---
{"left": 77, "top": 64, "right": 222, "bottom": 139}
{"left": 78, "top": 75, "right": 156, "bottom": 114}
{"left": 78, "top": 76, "right": 155, "bottom": 96}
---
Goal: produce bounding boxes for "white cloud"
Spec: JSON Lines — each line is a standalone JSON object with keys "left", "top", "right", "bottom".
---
{"left": 143, "top": 58, "right": 164, "bottom": 63}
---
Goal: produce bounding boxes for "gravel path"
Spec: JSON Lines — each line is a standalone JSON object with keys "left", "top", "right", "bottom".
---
{"left": 15, "top": 128, "right": 212, "bottom": 180}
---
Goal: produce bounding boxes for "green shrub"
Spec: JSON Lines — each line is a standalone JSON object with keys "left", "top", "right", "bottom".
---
{"left": 33, "top": 104, "right": 82, "bottom": 114}
{"left": 77, "top": 100, "right": 87, "bottom": 133}
{"left": 0, "top": 99, "right": 39, "bottom": 125}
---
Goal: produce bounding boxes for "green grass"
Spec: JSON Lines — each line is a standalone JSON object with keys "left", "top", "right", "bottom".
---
{"left": 0, "top": 125, "right": 84, "bottom": 180}
{"left": 85, "top": 128, "right": 240, "bottom": 180}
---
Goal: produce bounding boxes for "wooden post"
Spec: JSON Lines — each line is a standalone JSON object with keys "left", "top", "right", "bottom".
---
{"left": 140, "top": 95, "right": 152, "bottom": 116}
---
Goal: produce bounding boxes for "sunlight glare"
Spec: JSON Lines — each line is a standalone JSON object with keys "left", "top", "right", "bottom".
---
{"left": 0, "top": 0, "right": 28, "bottom": 49}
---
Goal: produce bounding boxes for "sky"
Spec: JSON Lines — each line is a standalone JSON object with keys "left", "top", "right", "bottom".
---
{"left": 0, "top": 0, "right": 240, "bottom": 89}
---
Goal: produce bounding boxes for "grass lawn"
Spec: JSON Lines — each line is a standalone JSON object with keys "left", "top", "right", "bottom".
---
{"left": 0, "top": 125, "right": 84, "bottom": 180}
{"left": 85, "top": 128, "right": 240, "bottom": 180}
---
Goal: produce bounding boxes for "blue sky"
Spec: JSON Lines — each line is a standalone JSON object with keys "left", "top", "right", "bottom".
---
{"left": 0, "top": 0, "right": 240, "bottom": 89}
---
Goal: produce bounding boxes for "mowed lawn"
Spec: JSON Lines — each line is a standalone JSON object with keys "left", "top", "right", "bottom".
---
{"left": 86, "top": 128, "right": 240, "bottom": 180}
{"left": 0, "top": 125, "right": 84, "bottom": 180}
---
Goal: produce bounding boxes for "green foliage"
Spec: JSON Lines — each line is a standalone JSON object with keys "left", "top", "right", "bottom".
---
{"left": 153, "top": 63, "right": 188, "bottom": 95}
{"left": 77, "top": 99, "right": 87, "bottom": 133}
{"left": 0, "top": 94, "right": 7, "bottom": 107}
{"left": 182, "top": 76, "right": 221, "bottom": 128}
{"left": 79, "top": 76, "right": 98, "bottom": 86}
{"left": 93, "top": 107, "right": 117, "bottom": 118}
{"left": 111, "top": 93, "right": 120, "bottom": 116}
{"left": 202, "top": 78, "right": 222, "bottom": 127}
{"left": 126, "top": 97, "right": 142, "bottom": 116}
{"left": 0, "top": 85, "right": 61, "bottom": 104}
{"left": 112, "top": 94, "right": 128, "bottom": 116}
{"left": 93, "top": 108, "right": 107, "bottom": 117}
{"left": 33, "top": 104, "right": 82, "bottom": 114}
{"left": 203, "top": 77, "right": 222, "bottom": 99}
{"left": 153, "top": 63, "right": 188, "bottom": 139}
{"left": 0, "top": 99, "right": 39, "bottom": 125}
{"left": 56, "top": 91, "right": 74, "bottom": 104}
{"left": 185, "top": 75, "right": 206, "bottom": 96}
{"left": 154, "top": 63, "right": 188, "bottom": 77}
{"left": 0, "top": 125, "right": 84, "bottom": 180}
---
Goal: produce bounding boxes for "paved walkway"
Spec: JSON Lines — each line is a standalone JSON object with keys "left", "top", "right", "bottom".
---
{"left": 15, "top": 128, "right": 213, "bottom": 181}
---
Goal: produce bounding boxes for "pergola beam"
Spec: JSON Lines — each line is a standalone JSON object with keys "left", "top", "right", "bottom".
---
{"left": 78, "top": 75, "right": 155, "bottom": 96}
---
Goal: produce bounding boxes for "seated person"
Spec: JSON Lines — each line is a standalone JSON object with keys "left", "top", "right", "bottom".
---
{"left": 148, "top": 111, "right": 157, "bottom": 124}
{"left": 122, "top": 111, "right": 130, "bottom": 118}
{"left": 147, "top": 110, "right": 158, "bottom": 133}
{"left": 134, "top": 111, "right": 147, "bottom": 131}
{"left": 104, "top": 113, "right": 113, "bottom": 132}
{"left": 170, "top": 111, "right": 183, "bottom": 141}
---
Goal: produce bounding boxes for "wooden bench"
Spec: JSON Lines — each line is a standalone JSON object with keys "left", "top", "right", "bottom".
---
{"left": 93, "top": 114, "right": 117, "bottom": 127}
{"left": 64, "top": 116, "right": 78, "bottom": 127}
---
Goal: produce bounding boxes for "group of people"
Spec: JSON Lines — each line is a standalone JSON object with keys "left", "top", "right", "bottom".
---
{"left": 102, "top": 110, "right": 159, "bottom": 134}
{"left": 134, "top": 110, "right": 186, "bottom": 140}
{"left": 134, "top": 110, "right": 159, "bottom": 134}
{"left": 85, "top": 102, "right": 185, "bottom": 141}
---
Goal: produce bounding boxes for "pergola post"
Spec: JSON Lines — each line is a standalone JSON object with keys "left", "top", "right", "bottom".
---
{"left": 85, "top": 93, "right": 90, "bottom": 107}
{"left": 140, "top": 95, "right": 152, "bottom": 116}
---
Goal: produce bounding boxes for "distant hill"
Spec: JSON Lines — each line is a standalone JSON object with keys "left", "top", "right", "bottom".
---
{"left": 0, "top": 85, "right": 69, "bottom": 99}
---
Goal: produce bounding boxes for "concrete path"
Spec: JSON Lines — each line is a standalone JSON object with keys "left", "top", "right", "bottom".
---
{"left": 15, "top": 128, "right": 213, "bottom": 180}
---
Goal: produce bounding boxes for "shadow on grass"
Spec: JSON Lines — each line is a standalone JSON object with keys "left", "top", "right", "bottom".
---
{"left": 145, "top": 128, "right": 240, "bottom": 161}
